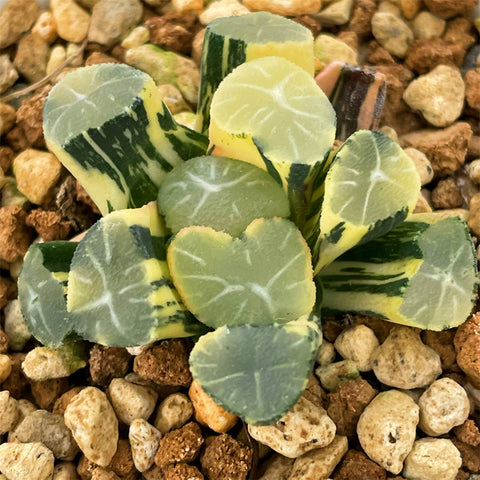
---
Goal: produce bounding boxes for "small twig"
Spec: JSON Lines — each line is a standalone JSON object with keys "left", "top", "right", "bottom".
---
{"left": 0, "top": 38, "right": 88, "bottom": 104}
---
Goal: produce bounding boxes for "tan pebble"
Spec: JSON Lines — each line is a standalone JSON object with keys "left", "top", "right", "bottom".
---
{"left": 120, "top": 26, "right": 150, "bottom": 49}
{"left": 0, "top": 54, "right": 19, "bottom": 95}
{"left": 371, "top": 12, "right": 414, "bottom": 58}
{"left": 192, "top": 28, "right": 205, "bottom": 66}
{"left": 334, "top": 324, "right": 379, "bottom": 372}
{"left": 129, "top": 418, "right": 162, "bottom": 472}
{"left": 53, "top": 462, "right": 79, "bottom": 480}
{"left": 404, "top": 147, "right": 434, "bottom": 185}
{"left": 315, "top": 360, "right": 359, "bottom": 391}
{"left": 108, "top": 378, "right": 158, "bottom": 425}
{"left": 154, "top": 392, "right": 193, "bottom": 434}
{"left": 91, "top": 468, "right": 119, "bottom": 480}
{"left": 32, "top": 11, "right": 58, "bottom": 44}
{"left": 413, "top": 192, "right": 433, "bottom": 213}
{"left": 315, "top": 0, "right": 353, "bottom": 27}
{"left": 314, "top": 34, "right": 357, "bottom": 67}
{"left": 172, "top": 0, "right": 204, "bottom": 11}
{"left": 188, "top": 380, "right": 236, "bottom": 433}
{"left": 248, "top": 394, "right": 336, "bottom": 458}
{"left": 0, "top": 442, "right": 54, "bottom": 480}
{"left": 4, "top": 299, "right": 31, "bottom": 351}
{"left": 157, "top": 84, "right": 191, "bottom": 114}
{"left": 468, "top": 159, "right": 480, "bottom": 184}
{"left": 66, "top": 43, "right": 84, "bottom": 68}
{"left": 13, "top": 32, "right": 49, "bottom": 83}
{"left": 403, "top": 65, "right": 465, "bottom": 127}
{"left": 377, "top": 1, "right": 402, "bottom": 16}
{"left": 199, "top": 0, "right": 250, "bottom": 25}
{"left": 0, "top": 0, "right": 40, "bottom": 49}
{"left": 372, "top": 326, "right": 442, "bottom": 389}
{"left": 403, "top": 438, "right": 461, "bottom": 480}
{"left": 46, "top": 45, "right": 67, "bottom": 77}
{"left": 288, "top": 435, "right": 348, "bottom": 479}
{"left": 13, "top": 149, "right": 62, "bottom": 205}
{"left": 357, "top": 390, "right": 419, "bottom": 474}
{"left": 379, "top": 125, "right": 399, "bottom": 143}
{"left": 418, "top": 378, "right": 470, "bottom": 436}
{"left": 0, "top": 390, "right": 19, "bottom": 434}
{"left": 64, "top": 386, "right": 119, "bottom": 467}
{"left": 0, "top": 102, "right": 16, "bottom": 136}
{"left": 0, "top": 353, "right": 12, "bottom": 383}
{"left": 454, "top": 312, "right": 480, "bottom": 387}
{"left": 243, "top": 0, "right": 320, "bottom": 15}
{"left": 431, "top": 177, "right": 463, "bottom": 209}
{"left": 51, "top": 0, "right": 90, "bottom": 43}
{"left": 468, "top": 193, "right": 480, "bottom": 237}
{"left": 316, "top": 339, "right": 336, "bottom": 366}
{"left": 411, "top": 11, "right": 446, "bottom": 39}
{"left": 257, "top": 453, "right": 294, "bottom": 479}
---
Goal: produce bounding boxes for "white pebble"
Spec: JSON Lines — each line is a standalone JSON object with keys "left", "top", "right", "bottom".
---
{"left": 0, "top": 442, "right": 54, "bottom": 480}
{"left": 316, "top": 340, "right": 336, "bottom": 367}
{"left": 199, "top": 0, "right": 249, "bottom": 25}
{"left": 129, "top": 418, "right": 162, "bottom": 472}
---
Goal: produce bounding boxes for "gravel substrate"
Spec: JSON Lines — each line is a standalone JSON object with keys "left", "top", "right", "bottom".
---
{"left": 0, "top": 0, "right": 479, "bottom": 479}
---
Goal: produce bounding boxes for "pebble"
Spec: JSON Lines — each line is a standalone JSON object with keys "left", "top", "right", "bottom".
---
{"left": 126, "top": 45, "right": 200, "bottom": 105}
{"left": 403, "top": 438, "right": 461, "bottom": 480}
{"left": 468, "top": 159, "right": 480, "bottom": 184}
{"left": 403, "top": 65, "right": 465, "bottom": 127}
{"left": 400, "top": 121, "right": 472, "bottom": 176}
{"left": 315, "top": 359, "right": 360, "bottom": 391}
{"left": 12, "top": 409, "right": 79, "bottom": 460}
{"left": 454, "top": 312, "right": 480, "bottom": 387}
{"left": 129, "top": 418, "right": 162, "bottom": 472}
{"left": 377, "top": 1, "right": 401, "bottom": 16}
{"left": 315, "top": 0, "right": 353, "bottom": 27}
{"left": 468, "top": 193, "right": 480, "bottom": 237}
{"left": 13, "top": 32, "right": 49, "bottom": 83}
{"left": 0, "top": 353, "right": 11, "bottom": 383}
{"left": 334, "top": 449, "right": 386, "bottom": 480}
{"left": 52, "top": 462, "right": 79, "bottom": 480}
{"left": 51, "top": 0, "right": 90, "bottom": 43}
{"left": 243, "top": 0, "right": 320, "bottom": 16}
{"left": 88, "top": 0, "right": 143, "bottom": 47}
{"left": 288, "top": 435, "right": 348, "bottom": 480}
{"left": 0, "top": 390, "right": 19, "bottom": 434}
{"left": 398, "top": 0, "right": 422, "bottom": 19}
{"left": 334, "top": 324, "right": 379, "bottom": 372}
{"left": 0, "top": 103, "right": 15, "bottom": 137}
{"left": 248, "top": 394, "right": 336, "bottom": 458}
{"left": 0, "top": 54, "right": 19, "bottom": 95}
{"left": 172, "top": 0, "right": 203, "bottom": 11}
{"left": 0, "top": 442, "right": 54, "bottom": 480}
{"left": 314, "top": 35, "right": 358, "bottom": 67}
{"left": 4, "top": 299, "right": 31, "bottom": 351}
{"left": 411, "top": 11, "right": 446, "bottom": 39}
{"left": 22, "top": 343, "right": 87, "bottom": 381}
{"left": 13, "top": 149, "right": 62, "bottom": 205}
{"left": 32, "top": 11, "right": 57, "bottom": 44}
{"left": 371, "top": 12, "right": 414, "bottom": 58}
{"left": 153, "top": 392, "right": 192, "bottom": 434}
{"left": 357, "top": 389, "right": 419, "bottom": 474}
{"left": 108, "top": 377, "right": 158, "bottom": 425}
{"left": 316, "top": 339, "right": 336, "bottom": 366}
{"left": 120, "top": 26, "right": 150, "bottom": 49}
{"left": 431, "top": 177, "right": 463, "bottom": 209}
{"left": 198, "top": 0, "right": 249, "bottom": 25}
{"left": 189, "top": 379, "right": 237, "bottom": 433}
{"left": 465, "top": 69, "right": 480, "bottom": 111}
{"left": 418, "top": 377, "right": 470, "bottom": 436}
{"left": 46, "top": 44, "right": 67, "bottom": 77}
{"left": 157, "top": 83, "right": 191, "bottom": 114}
{"left": 0, "top": 0, "right": 40, "bottom": 49}
{"left": 372, "top": 326, "right": 442, "bottom": 389}
{"left": 64, "top": 386, "right": 119, "bottom": 467}
{"left": 404, "top": 147, "right": 434, "bottom": 185}
{"left": 423, "top": 0, "right": 478, "bottom": 19}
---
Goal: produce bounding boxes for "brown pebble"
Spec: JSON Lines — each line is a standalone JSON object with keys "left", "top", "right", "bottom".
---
{"left": 161, "top": 463, "right": 205, "bottom": 480}
{"left": 154, "top": 422, "right": 204, "bottom": 468}
{"left": 52, "top": 386, "right": 84, "bottom": 415}
{"left": 352, "top": 315, "right": 394, "bottom": 343}
{"left": 85, "top": 51, "right": 121, "bottom": 66}
{"left": 465, "top": 69, "right": 480, "bottom": 112}
{"left": 423, "top": 0, "right": 477, "bottom": 19}
{"left": 333, "top": 449, "right": 387, "bottom": 480}
{"left": 454, "top": 419, "right": 480, "bottom": 447}
{"left": 443, "top": 18, "right": 477, "bottom": 52}
{"left": 13, "top": 32, "right": 49, "bottom": 83}
{"left": 451, "top": 439, "right": 480, "bottom": 473}
{"left": 0, "top": 146, "right": 15, "bottom": 172}
{"left": 292, "top": 15, "right": 322, "bottom": 36}
{"left": 0, "top": 326, "right": 9, "bottom": 354}
{"left": 2, "top": 353, "right": 28, "bottom": 399}
{"left": 0, "top": 103, "right": 16, "bottom": 137}
{"left": 454, "top": 313, "right": 480, "bottom": 387}
{"left": 15, "top": 86, "right": 51, "bottom": 149}
{"left": 77, "top": 454, "right": 97, "bottom": 480}
{"left": 91, "top": 468, "right": 120, "bottom": 480}
{"left": 401, "top": 122, "right": 473, "bottom": 176}
{"left": 26, "top": 209, "right": 72, "bottom": 241}
{"left": 327, "top": 378, "right": 378, "bottom": 437}
{"left": 366, "top": 40, "right": 395, "bottom": 65}
{"left": 348, "top": 0, "right": 376, "bottom": 37}
{"left": 0, "top": 205, "right": 33, "bottom": 263}
{"left": 30, "top": 377, "right": 69, "bottom": 410}
{"left": 0, "top": 280, "right": 8, "bottom": 311}
{"left": 405, "top": 38, "right": 464, "bottom": 74}
{"left": 422, "top": 330, "right": 458, "bottom": 371}
{"left": 200, "top": 434, "right": 253, "bottom": 480}
{"left": 107, "top": 439, "right": 136, "bottom": 479}
{"left": 431, "top": 178, "right": 464, "bottom": 209}
{"left": 134, "top": 339, "right": 192, "bottom": 387}
{"left": 89, "top": 345, "right": 131, "bottom": 388}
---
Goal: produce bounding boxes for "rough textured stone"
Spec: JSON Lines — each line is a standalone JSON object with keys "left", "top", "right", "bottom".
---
{"left": 348, "top": 0, "right": 376, "bottom": 37}
{"left": 198, "top": 0, "right": 249, "bottom": 25}
{"left": 403, "top": 65, "right": 465, "bottom": 127}
{"left": 0, "top": 442, "right": 54, "bottom": 480}
{"left": 242, "top": 0, "right": 321, "bottom": 16}
{"left": 51, "top": 0, "right": 90, "bottom": 43}
{"left": 400, "top": 122, "right": 472, "bottom": 176}
{"left": 333, "top": 449, "right": 387, "bottom": 480}
{"left": 423, "top": 0, "right": 477, "bottom": 19}
{"left": 454, "top": 313, "right": 480, "bottom": 387}
{"left": 465, "top": 69, "right": 480, "bottom": 111}
{"left": 0, "top": 0, "right": 40, "bottom": 49}
{"left": 0, "top": 55, "right": 19, "bottom": 95}
{"left": 431, "top": 177, "right": 463, "bottom": 209}
{"left": 357, "top": 390, "right": 419, "bottom": 474}
{"left": 371, "top": 12, "right": 413, "bottom": 58}
{"left": 0, "top": 205, "right": 32, "bottom": 263}
{"left": 89, "top": 345, "right": 131, "bottom": 388}
{"left": 405, "top": 38, "right": 463, "bottom": 74}
{"left": 89, "top": 0, "right": 143, "bottom": 47}
{"left": 13, "top": 32, "right": 49, "bottom": 83}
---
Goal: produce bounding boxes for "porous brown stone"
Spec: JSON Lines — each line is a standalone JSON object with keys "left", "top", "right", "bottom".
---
{"left": 52, "top": 386, "right": 85, "bottom": 416}
{"left": 431, "top": 178, "right": 464, "bottom": 209}
{"left": 451, "top": 439, "right": 480, "bottom": 473}
{"left": 333, "top": 449, "right": 387, "bottom": 480}
{"left": 160, "top": 463, "right": 205, "bottom": 480}
{"left": 0, "top": 205, "right": 33, "bottom": 263}
{"left": 89, "top": 345, "right": 131, "bottom": 388}
{"left": 422, "top": 329, "right": 458, "bottom": 371}
{"left": 454, "top": 419, "right": 480, "bottom": 447}
{"left": 465, "top": 69, "right": 480, "bottom": 112}
{"left": 26, "top": 209, "right": 72, "bottom": 241}
{"left": 405, "top": 38, "right": 463, "bottom": 74}
{"left": 30, "top": 377, "right": 69, "bottom": 410}
{"left": 348, "top": 0, "right": 376, "bottom": 37}
{"left": 107, "top": 439, "right": 136, "bottom": 479}
{"left": 454, "top": 313, "right": 480, "bottom": 387}
{"left": 423, "top": 0, "right": 477, "bottom": 19}
{"left": 1, "top": 353, "right": 28, "bottom": 399}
